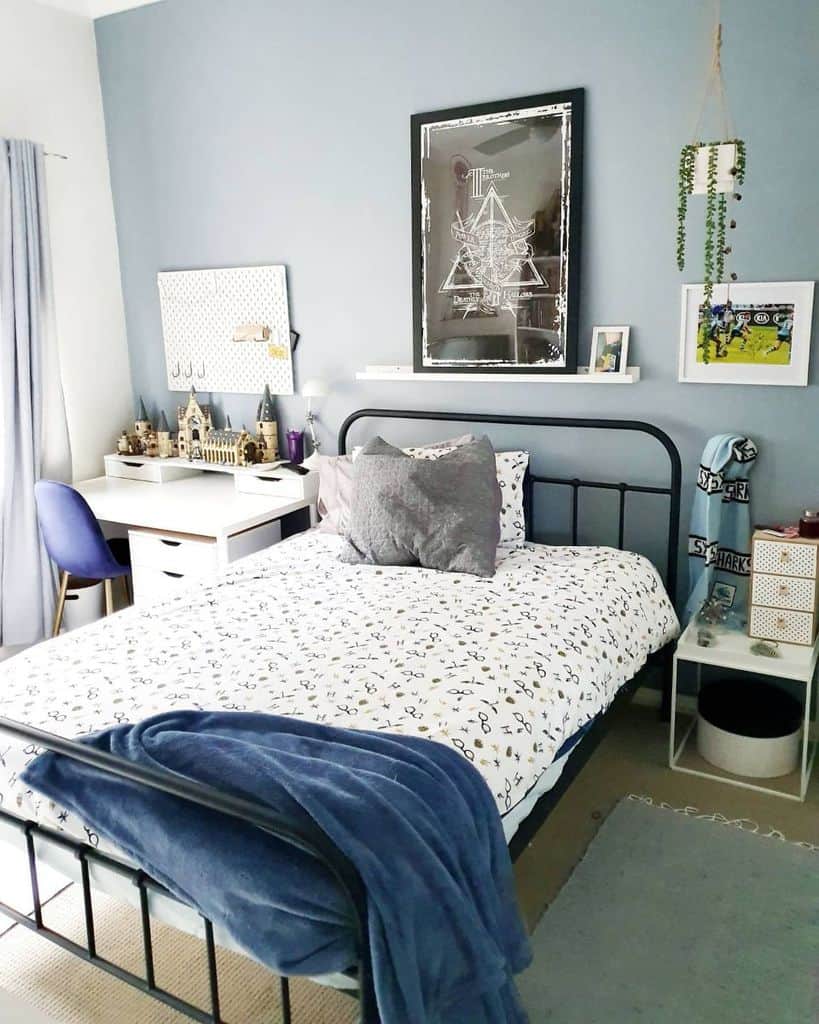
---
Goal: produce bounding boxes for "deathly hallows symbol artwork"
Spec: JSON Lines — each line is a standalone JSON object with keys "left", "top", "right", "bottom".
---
{"left": 412, "top": 90, "right": 584, "bottom": 374}
{"left": 440, "top": 182, "right": 546, "bottom": 314}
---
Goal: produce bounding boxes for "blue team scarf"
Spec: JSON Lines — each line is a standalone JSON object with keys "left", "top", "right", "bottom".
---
{"left": 685, "top": 434, "right": 758, "bottom": 624}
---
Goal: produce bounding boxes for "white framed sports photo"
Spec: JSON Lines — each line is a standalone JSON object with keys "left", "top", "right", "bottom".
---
{"left": 679, "top": 281, "right": 815, "bottom": 386}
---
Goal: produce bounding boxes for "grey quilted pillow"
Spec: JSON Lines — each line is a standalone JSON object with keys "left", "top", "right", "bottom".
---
{"left": 339, "top": 435, "right": 501, "bottom": 577}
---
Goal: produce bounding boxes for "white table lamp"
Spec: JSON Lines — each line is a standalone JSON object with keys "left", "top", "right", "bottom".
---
{"left": 301, "top": 378, "right": 328, "bottom": 455}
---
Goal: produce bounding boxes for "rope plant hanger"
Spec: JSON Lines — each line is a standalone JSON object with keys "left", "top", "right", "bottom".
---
{"left": 677, "top": 0, "right": 747, "bottom": 363}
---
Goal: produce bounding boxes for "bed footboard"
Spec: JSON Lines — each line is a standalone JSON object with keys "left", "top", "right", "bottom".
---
{"left": 0, "top": 716, "right": 376, "bottom": 1024}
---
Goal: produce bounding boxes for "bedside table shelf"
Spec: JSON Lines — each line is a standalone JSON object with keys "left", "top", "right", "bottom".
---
{"left": 669, "top": 621, "right": 819, "bottom": 801}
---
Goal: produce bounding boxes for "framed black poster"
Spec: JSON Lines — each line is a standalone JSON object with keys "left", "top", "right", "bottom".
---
{"left": 411, "top": 89, "right": 584, "bottom": 374}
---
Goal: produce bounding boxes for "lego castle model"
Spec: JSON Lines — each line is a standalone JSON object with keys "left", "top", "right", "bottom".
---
{"left": 176, "top": 387, "right": 213, "bottom": 460}
{"left": 117, "top": 387, "right": 279, "bottom": 466}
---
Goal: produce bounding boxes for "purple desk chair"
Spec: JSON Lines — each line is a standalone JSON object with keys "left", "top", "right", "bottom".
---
{"left": 35, "top": 481, "right": 132, "bottom": 637}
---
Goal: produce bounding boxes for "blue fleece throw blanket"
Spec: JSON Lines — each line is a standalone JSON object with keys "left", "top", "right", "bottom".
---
{"left": 685, "top": 433, "right": 758, "bottom": 624}
{"left": 22, "top": 711, "right": 531, "bottom": 1024}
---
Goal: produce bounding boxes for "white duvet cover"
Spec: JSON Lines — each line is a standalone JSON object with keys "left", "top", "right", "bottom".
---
{"left": 0, "top": 531, "right": 678, "bottom": 844}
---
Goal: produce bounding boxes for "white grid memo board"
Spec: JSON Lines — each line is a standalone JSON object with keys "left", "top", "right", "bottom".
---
{"left": 157, "top": 265, "right": 294, "bottom": 395}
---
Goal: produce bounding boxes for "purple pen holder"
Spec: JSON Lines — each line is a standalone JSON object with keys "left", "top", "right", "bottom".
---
{"left": 286, "top": 428, "right": 305, "bottom": 465}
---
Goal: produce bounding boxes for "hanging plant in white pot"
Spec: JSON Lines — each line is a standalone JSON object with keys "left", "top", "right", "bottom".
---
{"left": 676, "top": 13, "right": 748, "bottom": 364}
{"left": 677, "top": 138, "right": 746, "bottom": 306}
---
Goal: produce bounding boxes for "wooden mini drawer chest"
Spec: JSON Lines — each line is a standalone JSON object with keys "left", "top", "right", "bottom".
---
{"left": 750, "top": 531, "right": 819, "bottom": 646}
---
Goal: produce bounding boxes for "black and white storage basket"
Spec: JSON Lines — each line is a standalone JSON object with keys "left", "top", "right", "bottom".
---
{"left": 697, "top": 679, "right": 801, "bottom": 779}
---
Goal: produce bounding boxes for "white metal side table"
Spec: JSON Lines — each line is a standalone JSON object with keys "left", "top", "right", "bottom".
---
{"left": 669, "top": 620, "right": 819, "bottom": 801}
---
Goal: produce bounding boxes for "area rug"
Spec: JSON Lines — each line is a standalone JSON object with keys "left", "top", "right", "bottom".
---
{"left": 518, "top": 796, "right": 819, "bottom": 1023}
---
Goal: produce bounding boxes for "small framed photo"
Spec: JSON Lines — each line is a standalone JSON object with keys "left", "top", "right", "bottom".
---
{"left": 711, "top": 582, "right": 737, "bottom": 609}
{"left": 589, "top": 326, "right": 630, "bottom": 374}
{"left": 679, "top": 281, "right": 815, "bottom": 386}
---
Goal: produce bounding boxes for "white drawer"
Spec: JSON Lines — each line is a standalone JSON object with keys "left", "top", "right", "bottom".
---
{"left": 749, "top": 605, "right": 816, "bottom": 646}
{"left": 104, "top": 456, "right": 193, "bottom": 484}
{"left": 753, "top": 539, "right": 817, "bottom": 579}
{"left": 129, "top": 530, "right": 218, "bottom": 577}
{"left": 106, "top": 457, "right": 163, "bottom": 482}
{"left": 235, "top": 469, "right": 318, "bottom": 501}
{"left": 751, "top": 572, "right": 816, "bottom": 612}
{"left": 132, "top": 564, "right": 193, "bottom": 606}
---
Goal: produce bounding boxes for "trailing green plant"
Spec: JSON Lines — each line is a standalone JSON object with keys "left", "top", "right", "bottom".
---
{"left": 677, "top": 137, "right": 747, "bottom": 313}
{"left": 676, "top": 145, "right": 697, "bottom": 271}
{"left": 715, "top": 193, "right": 727, "bottom": 283}
{"left": 703, "top": 143, "right": 718, "bottom": 306}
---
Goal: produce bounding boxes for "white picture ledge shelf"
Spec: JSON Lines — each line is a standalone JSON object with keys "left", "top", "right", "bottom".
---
{"left": 356, "top": 365, "right": 641, "bottom": 384}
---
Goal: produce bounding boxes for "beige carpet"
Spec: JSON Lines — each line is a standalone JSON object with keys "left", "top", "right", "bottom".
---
{"left": 0, "top": 884, "right": 356, "bottom": 1023}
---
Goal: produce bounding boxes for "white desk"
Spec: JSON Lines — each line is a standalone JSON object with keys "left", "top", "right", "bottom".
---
{"left": 76, "top": 474, "right": 313, "bottom": 605}
{"left": 77, "top": 474, "right": 310, "bottom": 545}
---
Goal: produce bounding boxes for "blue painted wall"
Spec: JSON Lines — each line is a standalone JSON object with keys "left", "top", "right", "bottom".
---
{"left": 95, "top": 0, "right": 819, "bottom": 590}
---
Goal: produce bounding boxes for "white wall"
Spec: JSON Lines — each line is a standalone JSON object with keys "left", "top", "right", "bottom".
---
{"left": 0, "top": 0, "right": 132, "bottom": 481}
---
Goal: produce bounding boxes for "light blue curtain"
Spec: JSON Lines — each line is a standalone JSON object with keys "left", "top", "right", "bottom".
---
{"left": 0, "top": 139, "right": 71, "bottom": 646}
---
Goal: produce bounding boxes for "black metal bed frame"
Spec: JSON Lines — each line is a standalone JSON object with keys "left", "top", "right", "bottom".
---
{"left": 0, "top": 408, "right": 682, "bottom": 1023}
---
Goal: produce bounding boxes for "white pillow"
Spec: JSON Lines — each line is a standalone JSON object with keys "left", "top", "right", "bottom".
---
{"left": 494, "top": 450, "right": 529, "bottom": 547}
{"left": 350, "top": 441, "right": 529, "bottom": 547}
{"left": 315, "top": 454, "right": 354, "bottom": 535}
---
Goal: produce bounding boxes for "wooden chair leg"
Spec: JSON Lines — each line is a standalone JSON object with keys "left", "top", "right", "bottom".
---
{"left": 52, "top": 571, "right": 69, "bottom": 637}
{"left": 123, "top": 574, "right": 132, "bottom": 606}
{"left": 104, "top": 578, "right": 114, "bottom": 616}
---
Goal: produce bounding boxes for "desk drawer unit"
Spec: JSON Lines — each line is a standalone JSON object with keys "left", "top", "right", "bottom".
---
{"left": 129, "top": 522, "right": 282, "bottom": 605}
{"left": 130, "top": 531, "right": 218, "bottom": 577}
{"left": 104, "top": 456, "right": 192, "bottom": 484}
{"left": 750, "top": 532, "right": 819, "bottom": 646}
{"left": 130, "top": 531, "right": 218, "bottom": 605}
{"left": 235, "top": 470, "right": 319, "bottom": 502}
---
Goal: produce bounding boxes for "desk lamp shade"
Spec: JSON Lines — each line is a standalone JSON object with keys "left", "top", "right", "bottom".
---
{"left": 301, "top": 379, "right": 328, "bottom": 399}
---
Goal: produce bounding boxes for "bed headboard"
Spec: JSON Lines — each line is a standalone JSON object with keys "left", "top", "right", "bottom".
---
{"left": 338, "top": 408, "right": 682, "bottom": 605}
